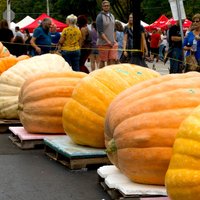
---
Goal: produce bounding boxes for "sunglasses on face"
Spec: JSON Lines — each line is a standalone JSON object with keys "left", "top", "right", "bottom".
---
{"left": 193, "top": 20, "right": 200, "bottom": 23}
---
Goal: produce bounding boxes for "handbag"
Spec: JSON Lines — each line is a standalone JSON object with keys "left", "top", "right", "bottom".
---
{"left": 185, "top": 51, "right": 200, "bottom": 72}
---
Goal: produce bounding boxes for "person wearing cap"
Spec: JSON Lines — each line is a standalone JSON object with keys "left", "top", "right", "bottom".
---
{"left": 96, "top": 0, "right": 118, "bottom": 68}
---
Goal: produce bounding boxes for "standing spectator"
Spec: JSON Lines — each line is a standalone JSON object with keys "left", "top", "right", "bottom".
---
{"left": 58, "top": 14, "right": 82, "bottom": 71}
{"left": 144, "top": 29, "right": 151, "bottom": 58}
{"left": 115, "top": 20, "right": 124, "bottom": 63}
{"left": 77, "top": 15, "right": 92, "bottom": 73}
{"left": 122, "top": 13, "right": 148, "bottom": 65}
{"left": 50, "top": 24, "right": 61, "bottom": 51}
{"left": 24, "top": 29, "right": 33, "bottom": 56}
{"left": 96, "top": 0, "right": 118, "bottom": 68}
{"left": 159, "top": 31, "right": 168, "bottom": 62}
{"left": 150, "top": 28, "right": 161, "bottom": 70}
{"left": 89, "top": 22, "right": 99, "bottom": 71}
{"left": 30, "top": 18, "right": 52, "bottom": 56}
{"left": 183, "top": 13, "right": 200, "bottom": 71}
{"left": 168, "top": 20, "right": 184, "bottom": 73}
{"left": 0, "top": 19, "right": 14, "bottom": 52}
{"left": 15, "top": 26, "right": 24, "bottom": 41}
{"left": 11, "top": 35, "right": 27, "bottom": 57}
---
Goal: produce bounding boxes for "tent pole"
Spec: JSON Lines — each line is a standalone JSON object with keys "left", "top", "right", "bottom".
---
{"left": 7, "top": 0, "right": 11, "bottom": 25}
{"left": 47, "top": 0, "right": 50, "bottom": 16}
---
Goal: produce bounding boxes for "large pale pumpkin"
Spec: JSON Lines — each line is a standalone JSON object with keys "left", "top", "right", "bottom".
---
{"left": 105, "top": 72, "right": 200, "bottom": 185}
{"left": 62, "top": 64, "right": 160, "bottom": 148}
{"left": 0, "top": 42, "right": 10, "bottom": 58}
{"left": 18, "top": 71, "right": 87, "bottom": 134}
{"left": 0, "top": 55, "right": 30, "bottom": 74}
{"left": 165, "top": 105, "right": 200, "bottom": 200}
{"left": 0, "top": 54, "right": 71, "bottom": 119}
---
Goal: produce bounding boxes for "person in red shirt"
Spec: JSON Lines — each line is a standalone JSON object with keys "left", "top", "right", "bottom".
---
{"left": 150, "top": 28, "right": 161, "bottom": 69}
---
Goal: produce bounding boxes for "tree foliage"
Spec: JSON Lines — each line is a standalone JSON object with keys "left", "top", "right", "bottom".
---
{"left": 0, "top": 0, "right": 200, "bottom": 24}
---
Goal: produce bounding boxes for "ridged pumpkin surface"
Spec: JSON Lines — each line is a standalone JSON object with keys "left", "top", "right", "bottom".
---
{"left": 165, "top": 105, "right": 200, "bottom": 200}
{"left": 105, "top": 72, "right": 200, "bottom": 185}
{"left": 18, "top": 71, "right": 87, "bottom": 133}
{"left": 0, "top": 54, "right": 71, "bottom": 119}
{"left": 0, "top": 55, "right": 30, "bottom": 74}
{"left": 62, "top": 64, "right": 160, "bottom": 148}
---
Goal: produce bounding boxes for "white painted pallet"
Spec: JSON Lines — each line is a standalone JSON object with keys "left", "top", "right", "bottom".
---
{"left": 97, "top": 165, "right": 169, "bottom": 200}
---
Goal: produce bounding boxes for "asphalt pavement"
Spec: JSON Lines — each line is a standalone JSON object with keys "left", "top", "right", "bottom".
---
{"left": 0, "top": 132, "right": 110, "bottom": 200}
{"left": 145, "top": 59, "right": 170, "bottom": 75}
{"left": 85, "top": 59, "right": 170, "bottom": 75}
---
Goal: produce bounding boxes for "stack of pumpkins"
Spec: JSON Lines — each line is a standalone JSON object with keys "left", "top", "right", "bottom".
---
{"left": 1, "top": 45, "right": 199, "bottom": 199}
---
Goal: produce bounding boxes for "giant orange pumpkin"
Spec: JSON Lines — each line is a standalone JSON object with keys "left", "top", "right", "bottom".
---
{"left": 0, "top": 55, "right": 29, "bottom": 75}
{"left": 165, "top": 105, "right": 200, "bottom": 200}
{"left": 0, "top": 42, "right": 10, "bottom": 58}
{"left": 62, "top": 64, "right": 160, "bottom": 148}
{"left": 18, "top": 71, "right": 87, "bottom": 134}
{"left": 105, "top": 72, "right": 200, "bottom": 185}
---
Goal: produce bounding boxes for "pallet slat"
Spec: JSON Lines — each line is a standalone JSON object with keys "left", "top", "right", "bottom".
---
{"left": 97, "top": 165, "right": 169, "bottom": 200}
{"left": 44, "top": 136, "right": 111, "bottom": 170}
{"left": 8, "top": 127, "right": 64, "bottom": 149}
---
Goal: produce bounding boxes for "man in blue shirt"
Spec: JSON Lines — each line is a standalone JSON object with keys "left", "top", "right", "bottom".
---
{"left": 30, "top": 18, "right": 52, "bottom": 55}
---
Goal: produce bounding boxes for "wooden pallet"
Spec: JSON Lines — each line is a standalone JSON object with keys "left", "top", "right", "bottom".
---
{"left": 9, "top": 127, "right": 64, "bottom": 150}
{"left": 44, "top": 136, "right": 111, "bottom": 170}
{"left": 97, "top": 165, "right": 169, "bottom": 200}
{"left": 0, "top": 119, "right": 21, "bottom": 133}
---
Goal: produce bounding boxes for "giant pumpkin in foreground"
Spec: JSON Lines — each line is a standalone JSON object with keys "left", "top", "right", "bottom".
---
{"left": 18, "top": 71, "right": 87, "bottom": 134}
{"left": 0, "top": 54, "right": 71, "bottom": 119}
{"left": 62, "top": 64, "right": 160, "bottom": 148}
{"left": 105, "top": 72, "right": 200, "bottom": 185}
{"left": 165, "top": 105, "right": 200, "bottom": 200}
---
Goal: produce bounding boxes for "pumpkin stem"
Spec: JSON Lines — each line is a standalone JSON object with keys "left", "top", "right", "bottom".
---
{"left": 18, "top": 104, "right": 23, "bottom": 111}
{"left": 106, "top": 139, "right": 117, "bottom": 153}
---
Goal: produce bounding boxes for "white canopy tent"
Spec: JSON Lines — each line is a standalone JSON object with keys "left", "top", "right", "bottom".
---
{"left": 141, "top": 20, "right": 149, "bottom": 27}
{"left": 16, "top": 16, "right": 35, "bottom": 28}
{"left": 116, "top": 20, "right": 149, "bottom": 28}
{"left": 10, "top": 21, "right": 17, "bottom": 33}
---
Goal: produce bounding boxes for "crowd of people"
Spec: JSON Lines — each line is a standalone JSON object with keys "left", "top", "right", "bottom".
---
{"left": 0, "top": 0, "right": 200, "bottom": 73}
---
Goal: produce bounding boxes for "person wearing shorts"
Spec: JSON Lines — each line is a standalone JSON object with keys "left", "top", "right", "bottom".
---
{"left": 96, "top": 0, "right": 117, "bottom": 68}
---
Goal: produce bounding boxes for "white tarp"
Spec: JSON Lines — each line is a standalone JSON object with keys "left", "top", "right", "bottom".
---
{"left": 10, "top": 21, "right": 17, "bottom": 29}
{"left": 16, "top": 16, "right": 35, "bottom": 28}
{"left": 141, "top": 20, "right": 149, "bottom": 27}
{"left": 117, "top": 20, "right": 149, "bottom": 27}
{"left": 10, "top": 21, "right": 17, "bottom": 33}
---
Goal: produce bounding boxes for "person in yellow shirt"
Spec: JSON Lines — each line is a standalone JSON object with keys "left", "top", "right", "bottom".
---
{"left": 58, "top": 14, "right": 82, "bottom": 71}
